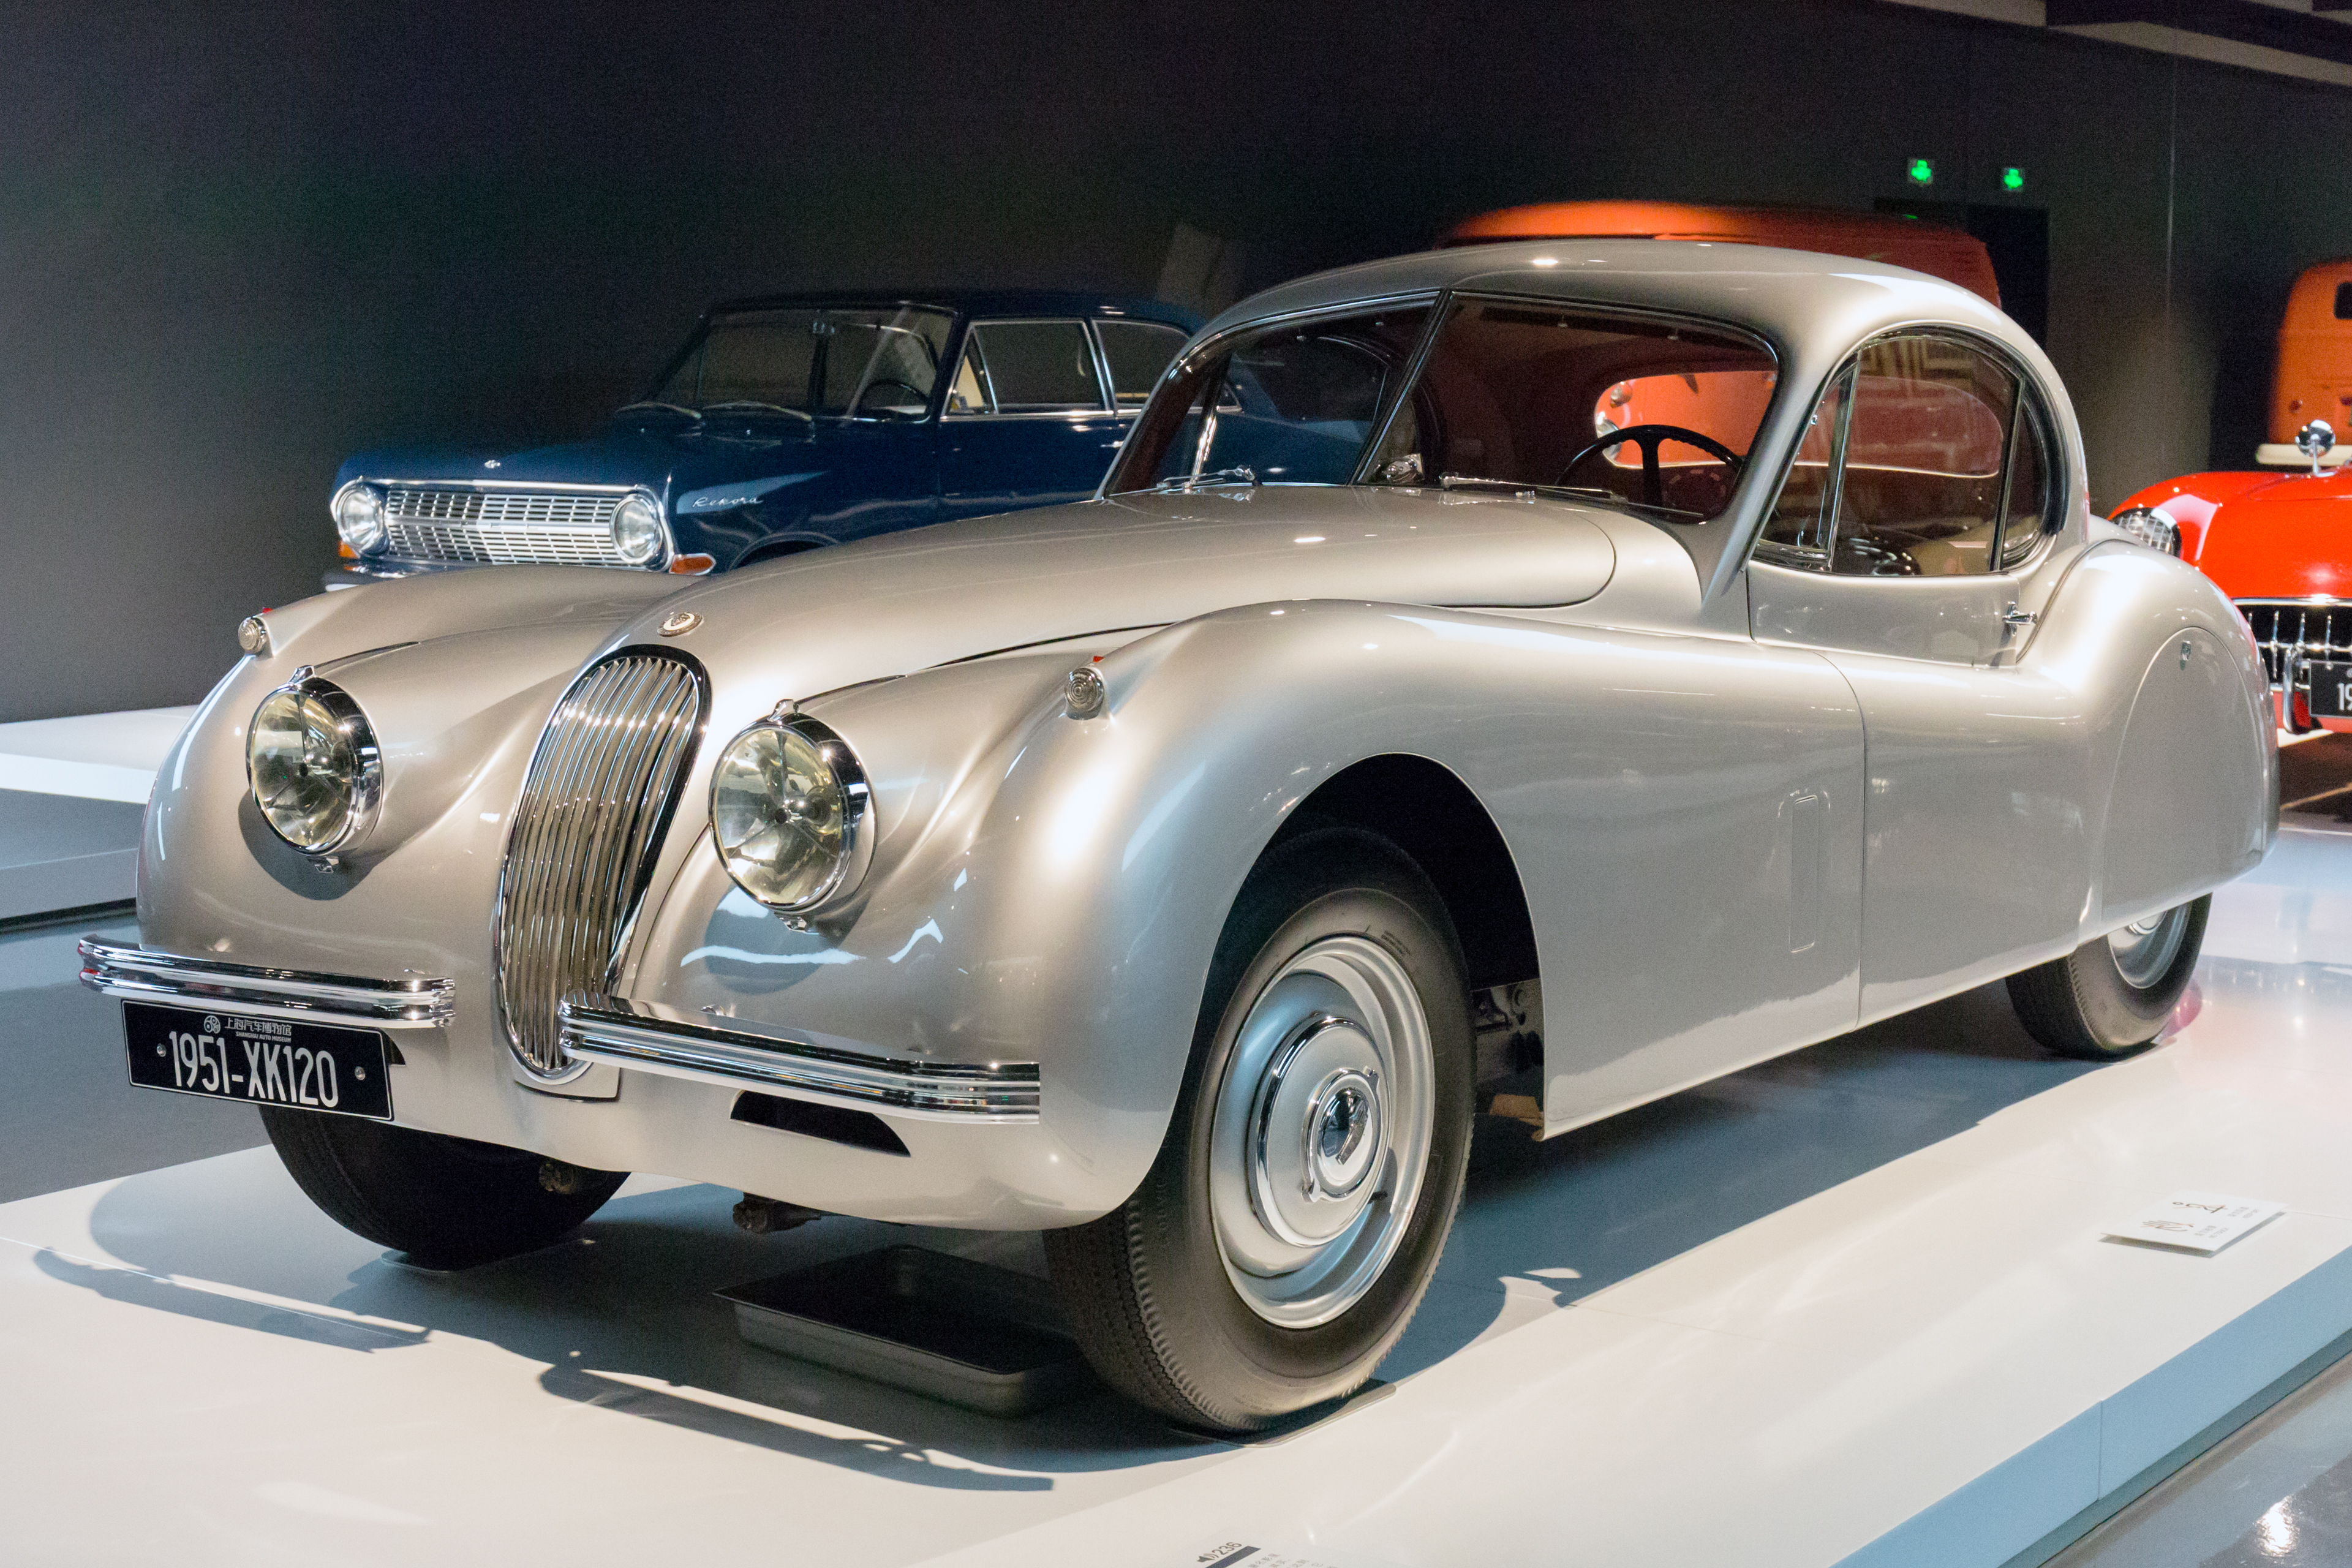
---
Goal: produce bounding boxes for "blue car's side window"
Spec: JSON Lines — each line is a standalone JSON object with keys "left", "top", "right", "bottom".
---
{"left": 951, "top": 322, "right": 1106, "bottom": 415}
{"left": 1098, "top": 321, "right": 1191, "bottom": 409}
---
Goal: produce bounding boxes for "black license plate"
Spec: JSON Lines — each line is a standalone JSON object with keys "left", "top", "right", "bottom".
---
{"left": 123, "top": 1001, "right": 393, "bottom": 1120}
{"left": 2310, "top": 662, "right": 2352, "bottom": 720}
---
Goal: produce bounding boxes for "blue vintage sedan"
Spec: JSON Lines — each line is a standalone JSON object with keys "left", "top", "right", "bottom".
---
{"left": 324, "top": 291, "right": 1200, "bottom": 584}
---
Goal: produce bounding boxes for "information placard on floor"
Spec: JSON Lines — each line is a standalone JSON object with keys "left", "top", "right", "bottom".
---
{"left": 2105, "top": 1192, "right": 2285, "bottom": 1256}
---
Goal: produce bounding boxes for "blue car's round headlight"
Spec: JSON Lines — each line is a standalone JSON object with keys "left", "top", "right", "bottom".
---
{"left": 332, "top": 481, "right": 386, "bottom": 557}
{"left": 611, "top": 492, "right": 668, "bottom": 567}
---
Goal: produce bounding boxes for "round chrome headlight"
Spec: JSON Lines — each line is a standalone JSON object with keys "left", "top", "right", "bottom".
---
{"left": 2111, "top": 505, "right": 2182, "bottom": 556}
{"left": 709, "top": 715, "right": 872, "bottom": 911}
{"left": 247, "top": 677, "right": 382, "bottom": 856}
{"left": 332, "top": 481, "right": 387, "bottom": 556}
{"left": 611, "top": 491, "right": 668, "bottom": 567}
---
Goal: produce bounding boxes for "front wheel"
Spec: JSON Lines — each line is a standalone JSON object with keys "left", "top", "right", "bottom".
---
{"left": 2007, "top": 895, "right": 2210, "bottom": 1060}
{"left": 1045, "top": 827, "right": 1474, "bottom": 1431}
{"left": 260, "top": 1106, "right": 625, "bottom": 1268}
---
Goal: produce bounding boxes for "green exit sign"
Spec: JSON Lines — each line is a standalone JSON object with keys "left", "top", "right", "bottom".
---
{"left": 2002, "top": 165, "right": 2026, "bottom": 192}
{"left": 1907, "top": 157, "right": 1935, "bottom": 186}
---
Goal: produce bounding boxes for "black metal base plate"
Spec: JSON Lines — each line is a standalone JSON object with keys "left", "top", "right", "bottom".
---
{"left": 719, "top": 1245, "right": 1097, "bottom": 1419}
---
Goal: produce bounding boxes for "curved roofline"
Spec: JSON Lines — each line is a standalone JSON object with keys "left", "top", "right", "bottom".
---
{"left": 703, "top": 289, "right": 1196, "bottom": 326}
{"left": 1188, "top": 239, "right": 2081, "bottom": 605}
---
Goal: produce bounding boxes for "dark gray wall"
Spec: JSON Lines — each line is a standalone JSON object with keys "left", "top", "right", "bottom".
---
{"left": 4, "top": 0, "right": 2348, "bottom": 721}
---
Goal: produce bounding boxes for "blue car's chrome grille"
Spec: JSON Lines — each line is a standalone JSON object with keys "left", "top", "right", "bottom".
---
{"left": 494, "top": 651, "right": 707, "bottom": 1080}
{"left": 382, "top": 485, "right": 631, "bottom": 567}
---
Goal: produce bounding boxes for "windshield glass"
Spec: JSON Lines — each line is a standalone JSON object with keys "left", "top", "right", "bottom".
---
{"left": 1374, "top": 298, "right": 1776, "bottom": 521}
{"left": 1109, "top": 295, "right": 1777, "bottom": 522}
{"left": 648, "top": 306, "right": 954, "bottom": 417}
{"left": 1107, "top": 305, "right": 1433, "bottom": 490}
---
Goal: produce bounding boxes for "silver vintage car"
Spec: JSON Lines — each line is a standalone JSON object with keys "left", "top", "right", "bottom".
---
{"left": 85, "top": 241, "right": 2277, "bottom": 1432}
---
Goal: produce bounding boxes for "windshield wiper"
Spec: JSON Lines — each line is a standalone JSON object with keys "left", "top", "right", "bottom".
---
{"left": 1436, "top": 473, "right": 1539, "bottom": 497}
{"left": 614, "top": 400, "right": 703, "bottom": 421}
{"left": 1149, "top": 466, "right": 1258, "bottom": 494}
{"left": 701, "top": 400, "right": 815, "bottom": 423}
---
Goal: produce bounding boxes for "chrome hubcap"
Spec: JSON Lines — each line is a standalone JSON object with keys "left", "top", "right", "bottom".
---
{"left": 2108, "top": 903, "right": 2191, "bottom": 990}
{"left": 1209, "top": 935, "right": 1433, "bottom": 1328}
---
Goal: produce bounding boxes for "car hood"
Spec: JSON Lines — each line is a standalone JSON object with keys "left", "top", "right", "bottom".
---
{"left": 2194, "top": 473, "right": 2352, "bottom": 600}
{"left": 624, "top": 485, "right": 1618, "bottom": 705}
{"left": 339, "top": 418, "right": 845, "bottom": 506}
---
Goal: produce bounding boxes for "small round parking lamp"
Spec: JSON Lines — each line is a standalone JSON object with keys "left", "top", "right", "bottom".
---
{"left": 332, "top": 481, "right": 388, "bottom": 557}
{"left": 611, "top": 492, "right": 669, "bottom": 567}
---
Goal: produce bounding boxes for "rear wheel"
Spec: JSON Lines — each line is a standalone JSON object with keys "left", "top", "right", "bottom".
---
{"left": 1046, "top": 827, "right": 1474, "bottom": 1431}
{"left": 260, "top": 1106, "right": 625, "bottom": 1268}
{"left": 2007, "top": 895, "right": 2210, "bottom": 1060}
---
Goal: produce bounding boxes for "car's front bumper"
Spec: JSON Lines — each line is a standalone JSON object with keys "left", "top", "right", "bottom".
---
{"left": 558, "top": 995, "right": 1041, "bottom": 1121}
{"left": 79, "top": 939, "right": 454, "bottom": 1028}
{"left": 77, "top": 940, "right": 1091, "bottom": 1227}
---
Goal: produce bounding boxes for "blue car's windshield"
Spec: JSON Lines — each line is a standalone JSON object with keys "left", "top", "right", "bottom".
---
{"left": 649, "top": 306, "right": 954, "bottom": 418}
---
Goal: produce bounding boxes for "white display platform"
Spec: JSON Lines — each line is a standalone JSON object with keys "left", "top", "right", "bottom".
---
{"left": 0, "top": 705, "right": 194, "bottom": 804}
{"left": 0, "top": 706, "right": 192, "bottom": 920}
{"left": 4, "top": 826, "right": 2351, "bottom": 1567}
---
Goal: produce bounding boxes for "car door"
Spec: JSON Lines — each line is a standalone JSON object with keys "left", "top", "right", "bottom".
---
{"left": 938, "top": 318, "right": 1125, "bottom": 521}
{"left": 1748, "top": 330, "right": 2085, "bottom": 1020}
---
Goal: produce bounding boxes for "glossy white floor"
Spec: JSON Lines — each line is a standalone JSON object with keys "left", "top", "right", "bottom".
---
{"left": 6, "top": 823, "right": 2352, "bottom": 1567}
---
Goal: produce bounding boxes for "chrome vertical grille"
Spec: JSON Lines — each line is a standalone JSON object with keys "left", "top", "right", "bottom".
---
{"left": 496, "top": 651, "right": 707, "bottom": 1079}
{"left": 2238, "top": 599, "right": 2352, "bottom": 690}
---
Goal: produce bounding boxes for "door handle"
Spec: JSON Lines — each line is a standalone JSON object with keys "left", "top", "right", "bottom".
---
{"left": 2002, "top": 605, "right": 2038, "bottom": 628}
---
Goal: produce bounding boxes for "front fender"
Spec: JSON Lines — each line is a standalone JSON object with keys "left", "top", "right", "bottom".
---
{"left": 624, "top": 601, "right": 1527, "bottom": 1219}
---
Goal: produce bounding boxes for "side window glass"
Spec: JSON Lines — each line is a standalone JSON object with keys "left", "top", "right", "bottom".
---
{"left": 963, "top": 322, "right": 1103, "bottom": 411}
{"left": 1999, "top": 400, "right": 2054, "bottom": 570}
{"left": 1098, "top": 321, "right": 1190, "bottom": 408}
{"left": 845, "top": 317, "right": 946, "bottom": 418}
{"left": 947, "top": 339, "right": 990, "bottom": 414}
{"left": 1830, "top": 336, "right": 2017, "bottom": 577}
{"left": 1758, "top": 368, "right": 1850, "bottom": 557}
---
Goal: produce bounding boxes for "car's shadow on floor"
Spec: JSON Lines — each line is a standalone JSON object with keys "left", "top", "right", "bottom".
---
{"left": 1379, "top": 976, "right": 2113, "bottom": 1377}
{"left": 53, "top": 976, "right": 2114, "bottom": 1474}
{"left": 64, "top": 1170, "right": 1220, "bottom": 1490}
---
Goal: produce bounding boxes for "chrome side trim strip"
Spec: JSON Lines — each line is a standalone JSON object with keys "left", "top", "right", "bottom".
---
{"left": 557, "top": 995, "right": 1040, "bottom": 1122}
{"left": 77, "top": 939, "right": 453, "bottom": 1029}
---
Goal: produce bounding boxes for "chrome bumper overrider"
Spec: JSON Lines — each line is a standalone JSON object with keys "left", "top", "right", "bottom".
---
{"left": 77, "top": 940, "right": 454, "bottom": 1029}
{"left": 557, "top": 995, "right": 1041, "bottom": 1122}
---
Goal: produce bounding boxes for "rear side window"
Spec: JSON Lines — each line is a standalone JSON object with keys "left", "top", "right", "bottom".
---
{"left": 1098, "top": 320, "right": 1191, "bottom": 407}
{"left": 1999, "top": 401, "right": 2055, "bottom": 569}
{"left": 1759, "top": 332, "right": 2061, "bottom": 576}
{"left": 955, "top": 321, "right": 1104, "bottom": 412}
{"left": 1830, "top": 335, "right": 2016, "bottom": 576}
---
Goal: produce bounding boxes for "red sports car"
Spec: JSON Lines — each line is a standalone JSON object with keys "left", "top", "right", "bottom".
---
{"left": 2111, "top": 423, "right": 2352, "bottom": 732}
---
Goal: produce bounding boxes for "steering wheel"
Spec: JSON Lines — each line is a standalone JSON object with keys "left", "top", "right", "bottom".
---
{"left": 1556, "top": 424, "right": 1743, "bottom": 509}
{"left": 855, "top": 379, "right": 930, "bottom": 418}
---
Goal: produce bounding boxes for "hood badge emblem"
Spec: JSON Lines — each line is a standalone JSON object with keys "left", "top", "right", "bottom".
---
{"left": 483, "top": 459, "right": 500, "bottom": 469}
{"left": 658, "top": 611, "right": 702, "bottom": 638}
